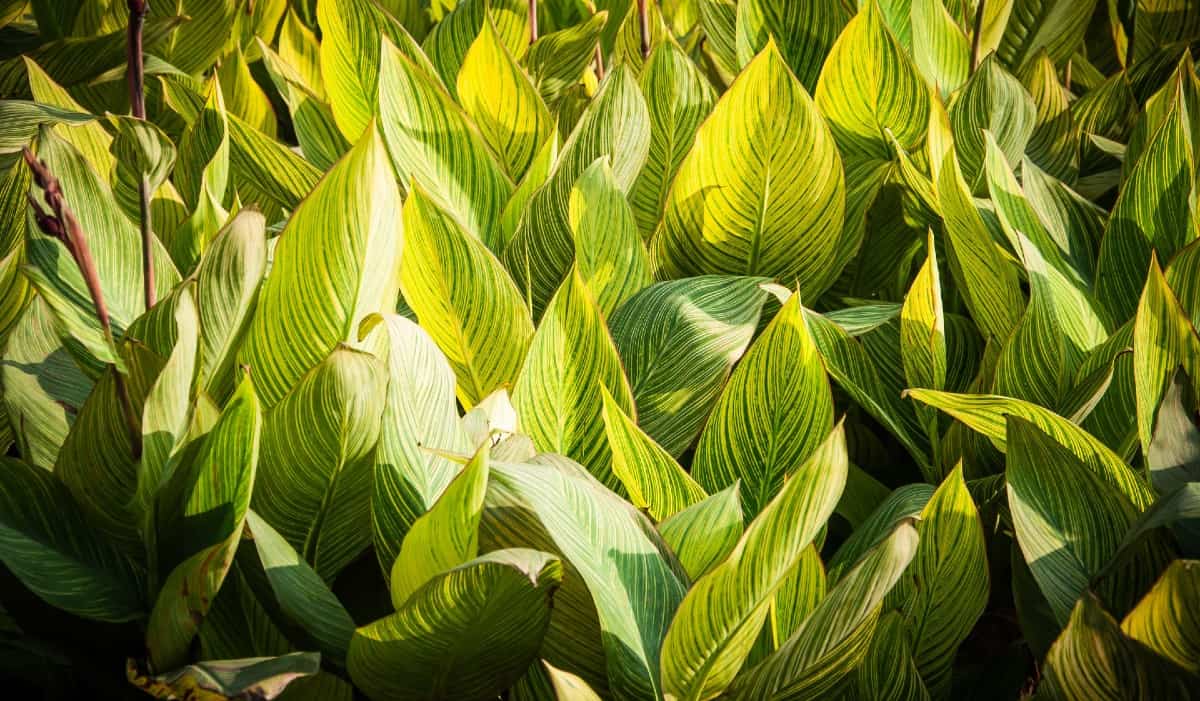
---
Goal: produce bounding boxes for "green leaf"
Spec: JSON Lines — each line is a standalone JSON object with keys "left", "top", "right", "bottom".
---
{"left": 216, "top": 46, "right": 277, "bottom": 139}
{"left": 239, "top": 123, "right": 401, "bottom": 407}
{"left": 693, "top": 293, "right": 835, "bottom": 518}
{"left": 734, "top": 0, "right": 850, "bottom": 92}
{"left": 827, "top": 484, "right": 932, "bottom": 583}
{"left": 146, "top": 375, "right": 262, "bottom": 672}
{"left": 1040, "top": 593, "right": 1196, "bottom": 700}
{"left": 348, "top": 549, "right": 562, "bottom": 701}
{"left": 482, "top": 455, "right": 687, "bottom": 699}
{"left": 601, "top": 387, "right": 705, "bottom": 521}
{"left": 852, "top": 611, "right": 930, "bottom": 701}
{"left": 906, "top": 389, "right": 1158, "bottom": 510}
{"left": 894, "top": 466, "right": 989, "bottom": 696}
{"left": 947, "top": 54, "right": 1036, "bottom": 191}
{"left": 399, "top": 184, "right": 534, "bottom": 409}
{"left": 658, "top": 484, "right": 744, "bottom": 581}
{"left": 524, "top": 11, "right": 608, "bottom": 107}
{"left": 1005, "top": 417, "right": 1171, "bottom": 626}
{"left": 457, "top": 17, "right": 554, "bottom": 181}
{"left": 910, "top": 0, "right": 969, "bottom": 98}
{"left": 608, "top": 275, "right": 768, "bottom": 458}
{"left": 0, "top": 457, "right": 144, "bottom": 622}
{"left": 934, "top": 147, "right": 1023, "bottom": 342}
{"left": 257, "top": 40, "right": 350, "bottom": 172}
{"left": 1097, "top": 93, "right": 1198, "bottom": 323}
{"left": 512, "top": 270, "right": 636, "bottom": 489}
{"left": 900, "top": 231, "right": 946, "bottom": 467}
{"left": 422, "top": 0, "right": 528, "bottom": 98}
{"left": 252, "top": 347, "right": 386, "bottom": 581}
{"left": 814, "top": 0, "right": 929, "bottom": 161}
{"left": 361, "top": 313, "right": 470, "bottom": 580}
{"left": 651, "top": 42, "right": 848, "bottom": 299}
{"left": 127, "top": 651, "right": 320, "bottom": 701}
{"left": 1146, "top": 369, "right": 1200, "bottom": 497}
{"left": 390, "top": 443, "right": 489, "bottom": 608}
{"left": 569, "top": 158, "right": 651, "bottom": 316}
{"left": 504, "top": 65, "right": 650, "bottom": 316}
{"left": 194, "top": 210, "right": 267, "bottom": 403}
{"left": 379, "top": 35, "right": 515, "bottom": 251}
{"left": 241, "top": 510, "right": 356, "bottom": 665}
{"left": 660, "top": 423, "right": 847, "bottom": 701}
{"left": 156, "top": 0, "right": 239, "bottom": 75}
{"left": 997, "top": 0, "right": 1099, "bottom": 73}
{"left": 631, "top": 41, "right": 716, "bottom": 237}
{"left": 1019, "top": 50, "right": 1079, "bottom": 182}
{"left": 725, "top": 520, "right": 919, "bottom": 701}
{"left": 1120, "top": 559, "right": 1200, "bottom": 675}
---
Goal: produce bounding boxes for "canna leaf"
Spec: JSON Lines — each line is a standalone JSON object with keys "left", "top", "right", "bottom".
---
{"left": 734, "top": 0, "right": 850, "bottom": 92}
{"left": 569, "top": 158, "right": 651, "bottom": 316}
{"left": 659, "top": 484, "right": 744, "bottom": 581}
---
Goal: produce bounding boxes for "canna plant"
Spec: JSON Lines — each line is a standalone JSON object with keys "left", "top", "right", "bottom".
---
{"left": 0, "top": 0, "right": 1197, "bottom": 700}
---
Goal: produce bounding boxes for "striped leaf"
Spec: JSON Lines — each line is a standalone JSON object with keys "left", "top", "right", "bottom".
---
{"left": 725, "top": 520, "right": 919, "bottom": 701}
{"left": 348, "top": 549, "right": 562, "bottom": 701}
{"left": 651, "top": 42, "right": 848, "bottom": 299}
{"left": 504, "top": 65, "right": 650, "bottom": 317}
{"left": 456, "top": 17, "right": 553, "bottom": 181}
{"left": 910, "top": 0, "right": 969, "bottom": 98}
{"left": 693, "top": 293, "right": 835, "bottom": 518}
{"left": 127, "top": 652, "right": 319, "bottom": 701}
{"left": 661, "top": 423, "right": 847, "bottom": 701}
{"left": 1019, "top": 50, "right": 1079, "bottom": 182}
{"left": 906, "top": 390, "right": 1158, "bottom": 510}
{"left": 193, "top": 210, "right": 267, "bottom": 403}
{"left": 400, "top": 185, "right": 533, "bottom": 408}
{"left": 524, "top": 11, "right": 607, "bottom": 107}
{"left": 852, "top": 611, "right": 931, "bottom": 701}
{"left": 815, "top": 0, "right": 929, "bottom": 161}
{"left": 893, "top": 466, "right": 989, "bottom": 696}
{"left": 658, "top": 484, "right": 744, "bottom": 581}
{"left": 168, "top": 76, "right": 230, "bottom": 273}
{"left": 319, "top": 0, "right": 434, "bottom": 143}
{"left": 257, "top": 40, "right": 350, "bottom": 171}
{"left": 240, "top": 510, "right": 356, "bottom": 665}
{"left": 1097, "top": 94, "right": 1198, "bottom": 323}
{"left": 828, "top": 484, "right": 933, "bottom": 583}
{"left": 512, "top": 270, "right": 635, "bottom": 489}
{"left": 1040, "top": 593, "right": 1197, "bottom": 700}
{"left": 390, "top": 443, "right": 489, "bottom": 608}
{"left": 0, "top": 457, "right": 144, "bottom": 622}
{"left": 1120, "top": 559, "right": 1200, "bottom": 675}
{"left": 422, "top": 0, "right": 527, "bottom": 98}
{"left": 252, "top": 347, "right": 386, "bottom": 582}
{"left": 947, "top": 54, "right": 1036, "bottom": 192}
{"left": 145, "top": 375, "right": 261, "bottom": 673}
{"left": 25, "top": 59, "right": 114, "bottom": 177}
{"left": 901, "top": 231, "right": 946, "bottom": 468}
{"left": 1133, "top": 259, "right": 1200, "bottom": 459}
{"left": 239, "top": 123, "right": 401, "bottom": 407}
{"left": 569, "top": 158, "right": 651, "bottom": 316}
{"left": 734, "top": 0, "right": 849, "bottom": 92}
{"left": 1005, "top": 417, "right": 1172, "bottom": 625}
{"left": 934, "top": 147, "right": 1023, "bottom": 342}
{"left": 361, "top": 314, "right": 470, "bottom": 580}
{"left": 997, "top": 0, "right": 1099, "bottom": 73}
{"left": 631, "top": 41, "right": 716, "bottom": 237}
{"left": 379, "top": 35, "right": 515, "bottom": 251}
{"left": 608, "top": 276, "right": 768, "bottom": 458}
{"left": 216, "top": 46, "right": 277, "bottom": 138}
{"left": 481, "top": 455, "right": 687, "bottom": 700}
{"left": 157, "top": 0, "right": 239, "bottom": 75}
{"left": 601, "top": 387, "right": 706, "bottom": 521}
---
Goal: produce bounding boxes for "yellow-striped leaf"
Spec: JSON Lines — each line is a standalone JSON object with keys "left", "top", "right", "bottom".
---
{"left": 399, "top": 184, "right": 534, "bottom": 409}
{"left": 239, "top": 123, "right": 401, "bottom": 407}
{"left": 652, "top": 42, "right": 847, "bottom": 299}
{"left": 901, "top": 231, "right": 946, "bottom": 469}
{"left": 693, "top": 293, "right": 835, "bottom": 518}
{"left": 1019, "top": 49, "right": 1079, "bottom": 182}
{"left": 609, "top": 276, "right": 768, "bottom": 458}
{"left": 379, "top": 36, "right": 515, "bottom": 251}
{"left": 252, "top": 347, "right": 386, "bottom": 581}
{"left": 734, "top": 0, "right": 850, "bottom": 92}
{"left": 947, "top": 54, "right": 1036, "bottom": 191}
{"left": 814, "top": 0, "right": 929, "bottom": 161}
{"left": 661, "top": 424, "right": 847, "bottom": 701}
{"left": 997, "top": 0, "right": 1099, "bottom": 73}
{"left": 570, "top": 158, "right": 651, "bottom": 316}
{"left": 422, "top": 0, "right": 527, "bottom": 98}
{"left": 658, "top": 484, "right": 744, "bottom": 581}
{"left": 601, "top": 387, "right": 705, "bottom": 521}
{"left": 910, "top": 0, "right": 969, "bottom": 98}
{"left": 512, "top": 270, "right": 636, "bottom": 489}
{"left": 1120, "top": 559, "right": 1200, "bottom": 675}
{"left": 457, "top": 17, "right": 554, "bottom": 181}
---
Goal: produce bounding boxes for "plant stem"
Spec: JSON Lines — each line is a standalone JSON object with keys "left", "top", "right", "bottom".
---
{"left": 529, "top": 0, "right": 538, "bottom": 44}
{"left": 594, "top": 43, "right": 605, "bottom": 80}
{"left": 970, "top": 0, "right": 986, "bottom": 73}
{"left": 23, "top": 147, "right": 143, "bottom": 459}
{"left": 638, "top": 0, "right": 650, "bottom": 59}
{"left": 127, "top": 0, "right": 155, "bottom": 311}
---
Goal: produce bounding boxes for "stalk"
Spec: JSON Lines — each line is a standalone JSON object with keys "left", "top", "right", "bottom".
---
{"left": 970, "top": 0, "right": 986, "bottom": 73}
{"left": 638, "top": 0, "right": 650, "bottom": 59}
{"left": 127, "top": 0, "right": 155, "bottom": 311}
{"left": 23, "top": 148, "right": 143, "bottom": 459}
{"left": 529, "top": 0, "right": 538, "bottom": 44}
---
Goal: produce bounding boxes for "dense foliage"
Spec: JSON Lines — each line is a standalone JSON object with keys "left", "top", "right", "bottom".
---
{"left": 0, "top": 0, "right": 1199, "bottom": 699}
